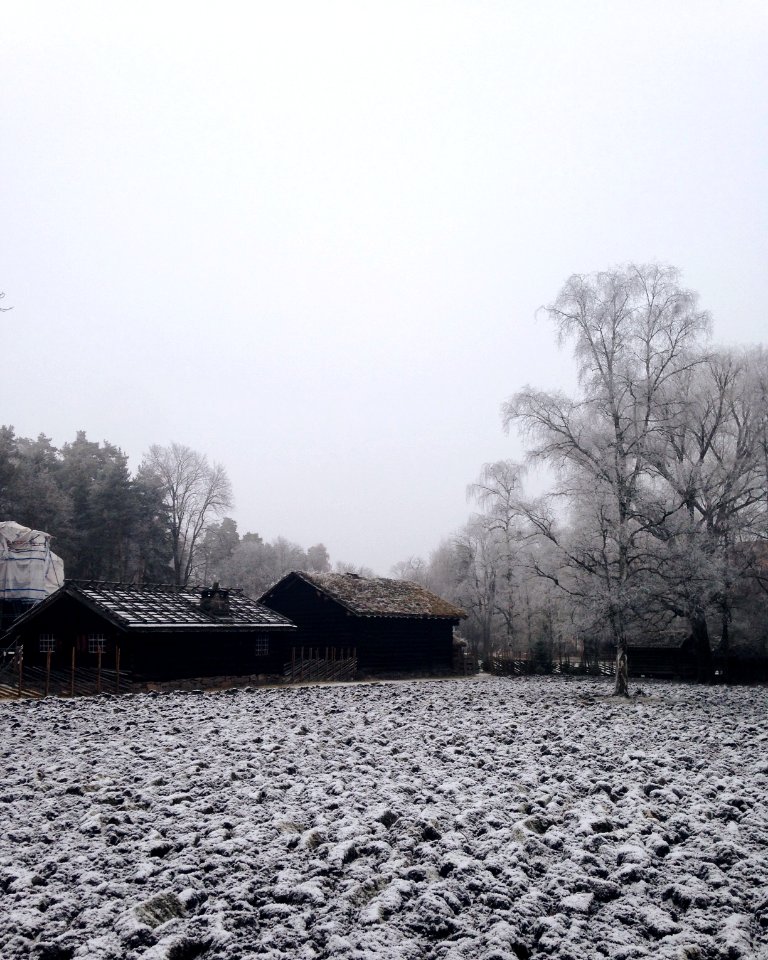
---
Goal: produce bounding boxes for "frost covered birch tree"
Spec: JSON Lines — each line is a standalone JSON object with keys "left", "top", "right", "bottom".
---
{"left": 503, "top": 264, "right": 710, "bottom": 694}
{"left": 644, "top": 348, "right": 767, "bottom": 678}
{"left": 442, "top": 519, "right": 498, "bottom": 659}
{"left": 467, "top": 460, "right": 527, "bottom": 649}
{"left": 139, "top": 443, "right": 233, "bottom": 587}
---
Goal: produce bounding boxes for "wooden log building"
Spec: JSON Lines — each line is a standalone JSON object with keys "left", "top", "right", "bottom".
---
{"left": 626, "top": 635, "right": 697, "bottom": 680}
{"left": 0, "top": 580, "right": 296, "bottom": 683}
{"left": 259, "top": 571, "right": 466, "bottom": 675}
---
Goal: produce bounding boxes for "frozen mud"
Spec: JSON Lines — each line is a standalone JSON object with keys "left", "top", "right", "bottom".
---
{"left": 1, "top": 676, "right": 767, "bottom": 959}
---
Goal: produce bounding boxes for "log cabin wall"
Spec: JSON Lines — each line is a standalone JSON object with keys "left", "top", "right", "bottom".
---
{"left": 126, "top": 630, "right": 286, "bottom": 680}
{"left": 13, "top": 614, "right": 289, "bottom": 680}
{"left": 11, "top": 593, "right": 121, "bottom": 670}
{"left": 354, "top": 617, "right": 454, "bottom": 673}
{"left": 627, "top": 645, "right": 697, "bottom": 680}
{"left": 263, "top": 575, "right": 457, "bottom": 674}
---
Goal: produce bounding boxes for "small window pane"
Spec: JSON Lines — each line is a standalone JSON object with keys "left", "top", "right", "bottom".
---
{"left": 88, "top": 634, "right": 106, "bottom": 654}
{"left": 255, "top": 638, "right": 268, "bottom": 656}
{"left": 39, "top": 634, "right": 56, "bottom": 653}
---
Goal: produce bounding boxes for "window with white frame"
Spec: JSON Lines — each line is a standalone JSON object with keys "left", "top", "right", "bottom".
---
{"left": 88, "top": 634, "right": 106, "bottom": 654}
{"left": 39, "top": 634, "right": 56, "bottom": 653}
{"left": 254, "top": 638, "right": 269, "bottom": 657}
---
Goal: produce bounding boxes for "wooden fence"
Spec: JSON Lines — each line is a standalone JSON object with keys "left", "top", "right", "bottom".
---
{"left": 0, "top": 643, "right": 359, "bottom": 699}
{"left": 488, "top": 653, "right": 615, "bottom": 677}
{"left": 0, "top": 647, "right": 134, "bottom": 699}
{"left": 453, "top": 648, "right": 477, "bottom": 676}
{"left": 283, "top": 647, "right": 357, "bottom": 684}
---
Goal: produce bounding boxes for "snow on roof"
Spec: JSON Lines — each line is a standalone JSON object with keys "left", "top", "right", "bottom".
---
{"left": 5, "top": 580, "right": 295, "bottom": 634}
{"left": 274, "top": 572, "right": 466, "bottom": 619}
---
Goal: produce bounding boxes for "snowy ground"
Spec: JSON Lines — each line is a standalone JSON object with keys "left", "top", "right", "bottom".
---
{"left": 1, "top": 676, "right": 767, "bottom": 960}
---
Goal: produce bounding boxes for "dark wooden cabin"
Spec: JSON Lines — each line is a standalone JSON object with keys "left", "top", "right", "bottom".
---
{"left": 627, "top": 598, "right": 768, "bottom": 683}
{"left": 627, "top": 635, "right": 697, "bottom": 680}
{"left": 259, "top": 571, "right": 466, "bottom": 675}
{"left": 0, "top": 580, "right": 296, "bottom": 682}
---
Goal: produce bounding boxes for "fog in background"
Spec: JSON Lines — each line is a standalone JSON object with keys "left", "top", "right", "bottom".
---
{"left": 2, "top": 1, "right": 766, "bottom": 573}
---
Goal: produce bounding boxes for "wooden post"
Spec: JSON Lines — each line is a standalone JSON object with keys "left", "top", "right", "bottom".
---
{"left": 300, "top": 646, "right": 305, "bottom": 682}
{"left": 71, "top": 645, "right": 76, "bottom": 697}
{"left": 115, "top": 644, "right": 121, "bottom": 695}
{"left": 45, "top": 651, "right": 51, "bottom": 697}
{"left": 291, "top": 646, "right": 296, "bottom": 683}
{"left": 17, "top": 648, "right": 22, "bottom": 699}
{"left": 97, "top": 649, "right": 102, "bottom": 694}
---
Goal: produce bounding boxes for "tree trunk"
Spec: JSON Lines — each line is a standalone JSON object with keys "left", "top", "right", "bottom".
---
{"left": 691, "top": 611, "right": 713, "bottom": 683}
{"left": 720, "top": 608, "right": 730, "bottom": 656}
{"left": 718, "top": 604, "right": 730, "bottom": 682}
{"left": 609, "top": 602, "right": 630, "bottom": 696}
{"left": 613, "top": 641, "right": 629, "bottom": 696}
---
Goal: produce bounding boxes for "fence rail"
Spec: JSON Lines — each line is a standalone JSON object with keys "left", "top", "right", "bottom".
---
{"left": 0, "top": 665, "right": 134, "bottom": 700}
{"left": 0, "top": 649, "right": 135, "bottom": 699}
{"left": 488, "top": 653, "right": 615, "bottom": 677}
{"left": 283, "top": 647, "right": 357, "bottom": 684}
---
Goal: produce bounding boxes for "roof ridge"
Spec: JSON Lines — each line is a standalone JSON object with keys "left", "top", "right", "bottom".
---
{"left": 67, "top": 579, "right": 244, "bottom": 595}
{"left": 272, "top": 571, "right": 466, "bottom": 619}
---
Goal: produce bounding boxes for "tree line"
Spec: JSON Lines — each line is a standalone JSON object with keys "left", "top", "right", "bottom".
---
{"left": 0, "top": 429, "right": 170, "bottom": 582}
{"left": 392, "top": 264, "right": 768, "bottom": 691}
{"left": 0, "top": 433, "right": 336, "bottom": 595}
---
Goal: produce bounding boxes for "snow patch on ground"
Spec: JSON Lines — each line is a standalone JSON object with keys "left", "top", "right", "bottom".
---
{"left": 1, "top": 677, "right": 767, "bottom": 959}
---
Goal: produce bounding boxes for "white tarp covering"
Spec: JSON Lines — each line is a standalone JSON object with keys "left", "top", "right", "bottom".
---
{"left": 0, "top": 521, "right": 64, "bottom": 602}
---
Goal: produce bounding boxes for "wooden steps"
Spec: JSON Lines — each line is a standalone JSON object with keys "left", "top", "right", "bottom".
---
{"left": 283, "top": 648, "right": 357, "bottom": 684}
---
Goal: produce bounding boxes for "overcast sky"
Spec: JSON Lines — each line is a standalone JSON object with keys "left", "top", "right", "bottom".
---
{"left": 2, "top": 1, "right": 767, "bottom": 574}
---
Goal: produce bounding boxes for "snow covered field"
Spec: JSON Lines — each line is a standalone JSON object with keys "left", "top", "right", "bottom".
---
{"left": 2, "top": 676, "right": 767, "bottom": 960}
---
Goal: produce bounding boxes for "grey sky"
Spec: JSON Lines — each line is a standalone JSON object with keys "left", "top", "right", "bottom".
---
{"left": 2, "top": 1, "right": 767, "bottom": 573}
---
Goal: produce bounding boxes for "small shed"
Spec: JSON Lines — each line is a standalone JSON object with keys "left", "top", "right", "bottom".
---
{"left": 259, "top": 572, "right": 466, "bottom": 675}
{"left": 627, "top": 635, "right": 697, "bottom": 680}
{"left": 1, "top": 580, "right": 296, "bottom": 683}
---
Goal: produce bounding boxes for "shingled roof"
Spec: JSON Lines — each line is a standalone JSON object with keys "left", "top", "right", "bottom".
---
{"left": 2, "top": 580, "right": 295, "bottom": 636}
{"left": 265, "top": 572, "right": 466, "bottom": 620}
